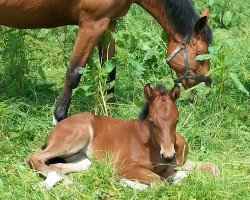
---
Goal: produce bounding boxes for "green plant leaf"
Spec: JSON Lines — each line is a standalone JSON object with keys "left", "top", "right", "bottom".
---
{"left": 229, "top": 73, "right": 249, "bottom": 97}
{"left": 128, "top": 58, "right": 145, "bottom": 75}
{"left": 143, "top": 46, "right": 158, "bottom": 61}
{"left": 37, "top": 67, "right": 47, "bottom": 81}
{"left": 208, "top": 45, "right": 222, "bottom": 55}
{"left": 223, "top": 11, "right": 233, "bottom": 27}
{"left": 208, "top": 0, "right": 215, "bottom": 6}
{"left": 196, "top": 54, "right": 213, "bottom": 61}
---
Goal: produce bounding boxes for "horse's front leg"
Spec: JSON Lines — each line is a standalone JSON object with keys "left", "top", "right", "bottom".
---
{"left": 53, "top": 18, "right": 110, "bottom": 124}
{"left": 120, "top": 166, "right": 163, "bottom": 190}
{"left": 98, "top": 21, "right": 116, "bottom": 94}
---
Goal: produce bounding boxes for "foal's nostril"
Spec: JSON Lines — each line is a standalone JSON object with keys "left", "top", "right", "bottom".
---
{"left": 161, "top": 152, "right": 176, "bottom": 163}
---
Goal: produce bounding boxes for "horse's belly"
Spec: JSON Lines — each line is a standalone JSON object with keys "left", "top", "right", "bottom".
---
{"left": 0, "top": 0, "right": 77, "bottom": 28}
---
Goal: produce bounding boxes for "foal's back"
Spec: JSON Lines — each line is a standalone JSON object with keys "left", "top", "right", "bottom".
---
{"left": 89, "top": 114, "right": 151, "bottom": 161}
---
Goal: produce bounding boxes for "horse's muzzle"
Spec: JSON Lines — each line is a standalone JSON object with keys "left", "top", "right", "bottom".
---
{"left": 160, "top": 152, "right": 176, "bottom": 163}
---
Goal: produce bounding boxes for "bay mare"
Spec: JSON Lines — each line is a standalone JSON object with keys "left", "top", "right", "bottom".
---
{"left": 0, "top": 0, "right": 213, "bottom": 124}
{"left": 26, "top": 84, "right": 219, "bottom": 189}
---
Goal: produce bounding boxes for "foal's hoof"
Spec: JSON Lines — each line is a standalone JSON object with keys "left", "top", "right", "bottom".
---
{"left": 37, "top": 181, "right": 52, "bottom": 190}
{"left": 120, "top": 178, "right": 148, "bottom": 190}
{"left": 207, "top": 162, "right": 220, "bottom": 176}
{"left": 63, "top": 178, "right": 73, "bottom": 185}
{"left": 37, "top": 171, "right": 63, "bottom": 189}
{"left": 53, "top": 115, "right": 58, "bottom": 126}
{"left": 167, "top": 171, "right": 188, "bottom": 185}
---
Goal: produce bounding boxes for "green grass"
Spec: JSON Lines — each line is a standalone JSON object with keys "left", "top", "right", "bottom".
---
{"left": 0, "top": 0, "right": 250, "bottom": 199}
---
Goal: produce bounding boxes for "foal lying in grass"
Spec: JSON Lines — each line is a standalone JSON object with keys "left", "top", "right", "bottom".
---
{"left": 26, "top": 84, "right": 219, "bottom": 189}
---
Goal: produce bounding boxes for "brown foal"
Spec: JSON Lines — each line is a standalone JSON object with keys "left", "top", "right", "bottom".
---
{"left": 26, "top": 84, "right": 219, "bottom": 189}
{"left": 0, "top": 0, "right": 213, "bottom": 124}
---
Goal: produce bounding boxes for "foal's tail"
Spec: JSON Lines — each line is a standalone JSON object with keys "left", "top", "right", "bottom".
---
{"left": 182, "top": 160, "right": 220, "bottom": 176}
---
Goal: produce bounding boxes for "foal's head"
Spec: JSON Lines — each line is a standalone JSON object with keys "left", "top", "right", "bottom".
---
{"left": 141, "top": 84, "right": 180, "bottom": 163}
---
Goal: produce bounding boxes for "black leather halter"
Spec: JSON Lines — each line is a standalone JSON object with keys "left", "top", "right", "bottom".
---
{"left": 166, "top": 35, "right": 212, "bottom": 84}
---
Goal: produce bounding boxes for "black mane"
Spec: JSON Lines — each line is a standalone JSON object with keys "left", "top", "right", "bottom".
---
{"left": 163, "top": 0, "right": 212, "bottom": 43}
{"left": 139, "top": 85, "right": 168, "bottom": 120}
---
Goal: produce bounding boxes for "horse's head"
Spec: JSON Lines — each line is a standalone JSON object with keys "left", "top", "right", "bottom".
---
{"left": 143, "top": 84, "right": 180, "bottom": 163}
{"left": 166, "top": 8, "right": 212, "bottom": 89}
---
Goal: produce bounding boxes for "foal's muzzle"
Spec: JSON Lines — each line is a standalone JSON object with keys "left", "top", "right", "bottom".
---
{"left": 161, "top": 152, "right": 176, "bottom": 163}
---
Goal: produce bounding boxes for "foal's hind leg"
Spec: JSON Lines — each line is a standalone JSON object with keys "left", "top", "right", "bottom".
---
{"left": 49, "top": 152, "right": 91, "bottom": 175}
{"left": 166, "top": 133, "right": 220, "bottom": 184}
{"left": 181, "top": 160, "right": 220, "bottom": 176}
{"left": 26, "top": 149, "right": 65, "bottom": 189}
{"left": 26, "top": 132, "right": 90, "bottom": 188}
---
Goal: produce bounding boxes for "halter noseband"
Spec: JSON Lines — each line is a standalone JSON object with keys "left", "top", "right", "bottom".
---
{"left": 166, "top": 35, "right": 212, "bottom": 84}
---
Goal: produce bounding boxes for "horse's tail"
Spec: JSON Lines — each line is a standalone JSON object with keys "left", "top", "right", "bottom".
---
{"left": 182, "top": 160, "right": 220, "bottom": 176}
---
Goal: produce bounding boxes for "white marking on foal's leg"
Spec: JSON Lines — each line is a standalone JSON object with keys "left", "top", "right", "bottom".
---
{"left": 120, "top": 178, "right": 148, "bottom": 190}
{"left": 51, "top": 157, "right": 91, "bottom": 174}
{"left": 68, "top": 157, "right": 91, "bottom": 172}
{"left": 39, "top": 171, "right": 63, "bottom": 189}
{"left": 167, "top": 171, "right": 188, "bottom": 185}
{"left": 53, "top": 115, "right": 58, "bottom": 126}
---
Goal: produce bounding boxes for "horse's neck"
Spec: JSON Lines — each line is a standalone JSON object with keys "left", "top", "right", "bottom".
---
{"left": 135, "top": 0, "right": 177, "bottom": 38}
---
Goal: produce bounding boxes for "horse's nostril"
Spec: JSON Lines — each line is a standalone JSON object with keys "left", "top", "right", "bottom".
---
{"left": 161, "top": 153, "right": 176, "bottom": 163}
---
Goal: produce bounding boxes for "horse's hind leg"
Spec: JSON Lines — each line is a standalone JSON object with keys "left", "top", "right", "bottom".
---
{"left": 98, "top": 21, "right": 116, "bottom": 95}
{"left": 181, "top": 160, "right": 220, "bottom": 176}
{"left": 174, "top": 133, "right": 220, "bottom": 176}
{"left": 166, "top": 133, "right": 219, "bottom": 184}
{"left": 53, "top": 18, "right": 111, "bottom": 124}
{"left": 26, "top": 137, "right": 89, "bottom": 188}
{"left": 26, "top": 149, "right": 64, "bottom": 189}
{"left": 49, "top": 153, "right": 91, "bottom": 175}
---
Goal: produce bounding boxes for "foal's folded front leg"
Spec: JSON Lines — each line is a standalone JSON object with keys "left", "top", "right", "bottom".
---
{"left": 120, "top": 166, "right": 163, "bottom": 190}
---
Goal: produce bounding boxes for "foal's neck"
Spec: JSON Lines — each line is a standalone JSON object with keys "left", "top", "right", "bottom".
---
{"left": 134, "top": 0, "right": 181, "bottom": 42}
{"left": 137, "top": 119, "right": 160, "bottom": 148}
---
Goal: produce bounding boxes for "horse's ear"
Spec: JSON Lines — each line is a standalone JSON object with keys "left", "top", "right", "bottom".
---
{"left": 169, "top": 84, "right": 180, "bottom": 101}
{"left": 202, "top": 7, "right": 210, "bottom": 18}
{"left": 195, "top": 16, "right": 208, "bottom": 34}
{"left": 144, "top": 83, "right": 154, "bottom": 101}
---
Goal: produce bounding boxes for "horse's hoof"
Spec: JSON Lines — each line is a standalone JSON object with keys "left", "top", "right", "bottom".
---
{"left": 120, "top": 178, "right": 148, "bottom": 190}
{"left": 37, "top": 181, "right": 51, "bottom": 190}
{"left": 63, "top": 178, "right": 73, "bottom": 185}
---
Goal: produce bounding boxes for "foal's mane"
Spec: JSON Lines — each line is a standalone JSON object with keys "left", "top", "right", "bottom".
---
{"left": 163, "top": 0, "right": 212, "bottom": 43}
{"left": 139, "top": 84, "right": 168, "bottom": 120}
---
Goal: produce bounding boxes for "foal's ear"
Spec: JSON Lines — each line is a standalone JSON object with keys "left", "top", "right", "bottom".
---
{"left": 202, "top": 7, "right": 210, "bottom": 18}
{"left": 144, "top": 83, "right": 154, "bottom": 101}
{"left": 195, "top": 16, "right": 208, "bottom": 34}
{"left": 169, "top": 84, "right": 180, "bottom": 101}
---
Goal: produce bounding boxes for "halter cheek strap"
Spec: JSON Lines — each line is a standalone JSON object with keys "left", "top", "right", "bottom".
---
{"left": 166, "top": 35, "right": 212, "bottom": 84}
